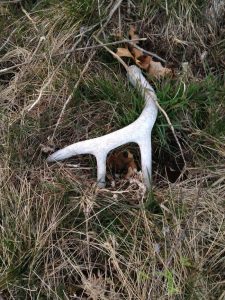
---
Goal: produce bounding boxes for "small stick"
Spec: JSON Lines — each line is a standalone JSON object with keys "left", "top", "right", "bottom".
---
{"left": 128, "top": 42, "right": 166, "bottom": 63}
{"left": 0, "top": 0, "right": 21, "bottom": 3}
{"left": 118, "top": 6, "right": 122, "bottom": 38}
{"left": 27, "top": 74, "right": 55, "bottom": 112}
{"left": 56, "top": 38, "right": 146, "bottom": 56}
{"left": 93, "top": 36, "right": 129, "bottom": 71}
{"left": 0, "top": 62, "right": 27, "bottom": 74}
{"left": 103, "top": 0, "right": 123, "bottom": 30}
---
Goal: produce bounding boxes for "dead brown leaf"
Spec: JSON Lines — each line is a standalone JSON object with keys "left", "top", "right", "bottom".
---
{"left": 116, "top": 47, "right": 133, "bottom": 58}
{"left": 148, "top": 60, "right": 172, "bottom": 78}
{"left": 136, "top": 55, "right": 152, "bottom": 70}
{"left": 124, "top": 160, "right": 138, "bottom": 179}
{"left": 131, "top": 47, "right": 143, "bottom": 60}
{"left": 40, "top": 143, "right": 55, "bottom": 154}
{"left": 116, "top": 25, "right": 172, "bottom": 78}
{"left": 107, "top": 150, "right": 137, "bottom": 180}
{"left": 128, "top": 25, "right": 139, "bottom": 44}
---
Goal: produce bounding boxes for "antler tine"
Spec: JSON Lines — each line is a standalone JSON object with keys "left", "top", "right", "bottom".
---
{"left": 47, "top": 65, "right": 158, "bottom": 188}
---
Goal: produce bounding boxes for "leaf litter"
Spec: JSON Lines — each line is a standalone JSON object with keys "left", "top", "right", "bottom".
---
{"left": 107, "top": 150, "right": 138, "bottom": 185}
{"left": 116, "top": 25, "right": 172, "bottom": 78}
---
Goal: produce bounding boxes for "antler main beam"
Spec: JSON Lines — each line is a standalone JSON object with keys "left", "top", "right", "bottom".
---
{"left": 47, "top": 65, "right": 158, "bottom": 188}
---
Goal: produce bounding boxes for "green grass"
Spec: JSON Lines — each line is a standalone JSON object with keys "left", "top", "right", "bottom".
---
{"left": 75, "top": 76, "right": 145, "bottom": 126}
{"left": 70, "top": 73, "right": 225, "bottom": 167}
{"left": 154, "top": 75, "right": 225, "bottom": 160}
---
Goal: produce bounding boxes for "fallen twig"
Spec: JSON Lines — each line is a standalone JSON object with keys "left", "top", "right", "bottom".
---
{"left": 94, "top": 36, "right": 129, "bottom": 71}
{"left": 27, "top": 73, "right": 55, "bottom": 112}
{"left": 56, "top": 38, "right": 146, "bottom": 56}
{"left": 0, "top": 0, "right": 21, "bottom": 3}
{"left": 0, "top": 62, "right": 27, "bottom": 74}
{"left": 128, "top": 41, "right": 166, "bottom": 63}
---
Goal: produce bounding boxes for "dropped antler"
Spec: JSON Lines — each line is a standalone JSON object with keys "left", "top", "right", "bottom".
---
{"left": 47, "top": 65, "right": 158, "bottom": 188}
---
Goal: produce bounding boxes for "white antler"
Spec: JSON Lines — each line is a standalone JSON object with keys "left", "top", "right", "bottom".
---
{"left": 47, "top": 65, "right": 158, "bottom": 188}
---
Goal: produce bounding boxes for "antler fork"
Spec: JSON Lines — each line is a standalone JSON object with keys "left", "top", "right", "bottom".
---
{"left": 47, "top": 65, "right": 158, "bottom": 188}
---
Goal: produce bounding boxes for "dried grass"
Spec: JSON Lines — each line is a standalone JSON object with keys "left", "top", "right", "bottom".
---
{"left": 0, "top": 0, "right": 225, "bottom": 299}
